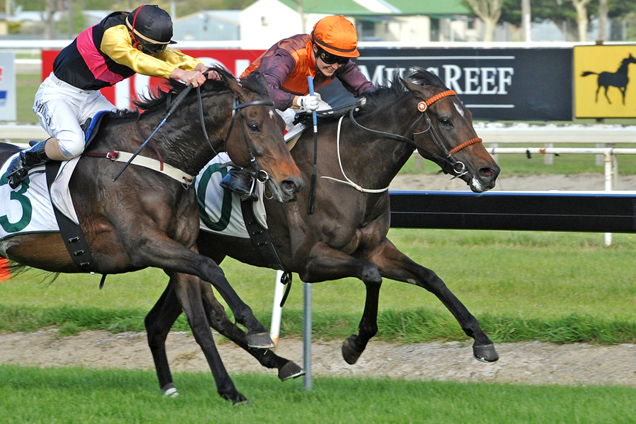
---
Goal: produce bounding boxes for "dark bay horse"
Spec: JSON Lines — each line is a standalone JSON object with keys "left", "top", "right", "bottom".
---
{"left": 0, "top": 68, "right": 303, "bottom": 403}
{"left": 144, "top": 67, "right": 501, "bottom": 388}
{"left": 582, "top": 53, "right": 636, "bottom": 105}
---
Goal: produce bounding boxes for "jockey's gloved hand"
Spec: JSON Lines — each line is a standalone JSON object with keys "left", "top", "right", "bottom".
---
{"left": 298, "top": 93, "right": 321, "bottom": 111}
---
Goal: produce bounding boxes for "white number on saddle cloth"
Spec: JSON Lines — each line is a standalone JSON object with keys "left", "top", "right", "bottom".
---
{"left": 0, "top": 153, "right": 57, "bottom": 238}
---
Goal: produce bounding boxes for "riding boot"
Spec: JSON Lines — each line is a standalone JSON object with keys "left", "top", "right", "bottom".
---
{"left": 219, "top": 166, "right": 257, "bottom": 201}
{"left": 7, "top": 139, "right": 50, "bottom": 189}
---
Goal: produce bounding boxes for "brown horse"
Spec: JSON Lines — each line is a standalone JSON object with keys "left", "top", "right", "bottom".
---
{"left": 143, "top": 66, "right": 501, "bottom": 391}
{"left": 0, "top": 68, "right": 303, "bottom": 403}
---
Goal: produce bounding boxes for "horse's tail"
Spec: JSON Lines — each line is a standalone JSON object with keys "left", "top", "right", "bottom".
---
{"left": 581, "top": 71, "right": 598, "bottom": 77}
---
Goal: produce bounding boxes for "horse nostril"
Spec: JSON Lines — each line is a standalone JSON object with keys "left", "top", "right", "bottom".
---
{"left": 281, "top": 180, "right": 297, "bottom": 195}
{"left": 480, "top": 166, "right": 500, "bottom": 181}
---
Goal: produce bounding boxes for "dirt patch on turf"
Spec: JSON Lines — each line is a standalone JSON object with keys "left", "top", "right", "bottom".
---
{"left": 1, "top": 330, "right": 635, "bottom": 387}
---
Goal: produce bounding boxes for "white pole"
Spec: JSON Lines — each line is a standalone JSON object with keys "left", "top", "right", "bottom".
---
{"left": 303, "top": 282, "right": 313, "bottom": 390}
{"left": 604, "top": 151, "right": 613, "bottom": 246}
{"left": 270, "top": 270, "right": 286, "bottom": 347}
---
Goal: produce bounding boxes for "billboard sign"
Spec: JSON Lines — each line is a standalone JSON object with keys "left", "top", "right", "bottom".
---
{"left": 355, "top": 48, "right": 573, "bottom": 121}
{"left": 574, "top": 45, "right": 636, "bottom": 119}
{"left": 40, "top": 47, "right": 574, "bottom": 121}
{"left": 0, "top": 52, "right": 16, "bottom": 121}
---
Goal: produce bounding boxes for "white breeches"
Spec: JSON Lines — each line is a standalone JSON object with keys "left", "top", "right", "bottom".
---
{"left": 33, "top": 73, "right": 117, "bottom": 159}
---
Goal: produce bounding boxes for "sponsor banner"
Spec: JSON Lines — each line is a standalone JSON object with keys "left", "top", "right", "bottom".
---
{"left": 41, "top": 49, "right": 265, "bottom": 109}
{"left": 574, "top": 45, "right": 636, "bottom": 119}
{"left": 355, "top": 48, "right": 573, "bottom": 121}
{"left": 41, "top": 47, "right": 573, "bottom": 120}
{"left": 0, "top": 52, "right": 16, "bottom": 121}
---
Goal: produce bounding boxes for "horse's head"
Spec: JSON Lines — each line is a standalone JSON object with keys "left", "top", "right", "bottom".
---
{"left": 623, "top": 54, "right": 636, "bottom": 66}
{"left": 399, "top": 67, "right": 500, "bottom": 193}
{"left": 219, "top": 71, "right": 304, "bottom": 202}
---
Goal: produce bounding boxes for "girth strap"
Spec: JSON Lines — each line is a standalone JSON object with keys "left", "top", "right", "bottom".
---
{"left": 240, "top": 199, "right": 293, "bottom": 306}
{"left": 45, "top": 161, "right": 104, "bottom": 282}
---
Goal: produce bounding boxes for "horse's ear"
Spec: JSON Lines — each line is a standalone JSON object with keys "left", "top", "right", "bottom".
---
{"left": 404, "top": 67, "right": 447, "bottom": 89}
{"left": 255, "top": 72, "right": 269, "bottom": 93}
{"left": 400, "top": 77, "right": 427, "bottom": 97}
{"left": 221, "top": 73, "right": 249, "bottom": 103}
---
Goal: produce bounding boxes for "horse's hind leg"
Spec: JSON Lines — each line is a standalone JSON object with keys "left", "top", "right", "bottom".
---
{"left": 198, "top": 281, "right": 305, "bottom": 381}
{"left": 145, "top": 283, "right": 182, "bottom": 397}
{"left": 374, "top": 239, "right": 498, "bottom": 363}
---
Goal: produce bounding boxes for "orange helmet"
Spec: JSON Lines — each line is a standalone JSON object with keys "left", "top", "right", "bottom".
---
{"left": 311, "top": 15, "right": 359, "bottom": 58}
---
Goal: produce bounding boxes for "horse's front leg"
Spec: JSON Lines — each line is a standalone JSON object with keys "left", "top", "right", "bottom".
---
{"left": 304, "top": 243, "right": 383, "bottom": 365}
{"left": 169, "top": 272, "right": 248, "bottom": 404}
{"left": 146, "top": 279, "right": 304, "bottom": 383}
{"left": 373, "top": 238, "right": 499, "bottom": 363}
{"left": 129, "top": 232, "right": 274, "bottom": 348}
{"left": 198, "top": 280, "right": 305, "bottom": 381}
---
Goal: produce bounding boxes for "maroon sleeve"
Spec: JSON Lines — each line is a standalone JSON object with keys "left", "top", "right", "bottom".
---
{"left": 256, "top": 49, "right": 298, "bottom": 110}
{"left": 336, "top": 61, "right": 375, "bottom": 96}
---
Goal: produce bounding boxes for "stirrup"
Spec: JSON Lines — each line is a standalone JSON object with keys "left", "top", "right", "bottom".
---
{"left": 7, "top": 139, "right": 49, "bottom": 189}
{"left": 219, "top": 167, "right": 257, "bottom": 201}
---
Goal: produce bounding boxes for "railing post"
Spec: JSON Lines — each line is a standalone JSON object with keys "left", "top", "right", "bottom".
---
{"left": 544, "top": 142, "right": 554, "bottom": 165}
{"left": 604, "top": 149, "right": 614, "bottom": 246}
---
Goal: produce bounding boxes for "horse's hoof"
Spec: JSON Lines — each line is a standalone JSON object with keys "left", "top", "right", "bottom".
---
{"left": 473, "top": 343, "right": 499, "bottom": 362}
{"left": 162, "top": 387, "right": 179, "bottom": 398}
{"left": 247, "top": 332, "right": 275, "bottom": 349}
{"left": 341, "top": 337, "right": 363, "bottom": 365}
{"left": 232, "top": 397, "right": 250, "bottom": 407}
{"left": 278, "top": 361, "right": 305, "bottom": 381}
{"left": 221, "top": 391, "right": 249, "bottom": 405}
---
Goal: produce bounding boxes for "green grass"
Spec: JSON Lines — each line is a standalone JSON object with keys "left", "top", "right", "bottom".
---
{"left": 16, "top": 73, "right": 39, "bottom": 124}
{"left": 403, "top": 145, "right": 636, "bottom": 175}
{"left": 0, "top": 365, "right": 634, "bottom": 424}
{"left": 2, "top": 230, "right": 635, "bottom": 344}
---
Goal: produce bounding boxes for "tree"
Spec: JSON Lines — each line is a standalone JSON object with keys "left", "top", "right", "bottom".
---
{"left": 571, "top": 0, "right": 593, "bottom": 41}
{"left": 464, "top": 0, "right": 504, "bottom": 41}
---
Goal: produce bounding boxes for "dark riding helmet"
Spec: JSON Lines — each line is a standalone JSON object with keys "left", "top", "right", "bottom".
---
{"left": 126, "top": 5, "right": 176, "bottom": 54}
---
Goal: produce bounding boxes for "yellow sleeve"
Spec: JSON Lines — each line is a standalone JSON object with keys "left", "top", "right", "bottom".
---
{"left": 101, "top": 25, "right": 202, "bottom": 79}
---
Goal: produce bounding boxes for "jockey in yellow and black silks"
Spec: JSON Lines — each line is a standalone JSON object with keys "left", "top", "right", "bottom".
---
{"left": 7, "top": 4, "right": 217, "bottom": 189}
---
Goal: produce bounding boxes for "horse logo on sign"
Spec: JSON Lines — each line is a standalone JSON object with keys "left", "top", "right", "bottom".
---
{"left": 581, "top": 53, "right": 636, "bottom": 105}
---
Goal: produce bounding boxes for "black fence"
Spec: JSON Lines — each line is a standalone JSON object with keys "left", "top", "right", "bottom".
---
{"left": 389, "top": 191, "right": 636, "bottom": 233}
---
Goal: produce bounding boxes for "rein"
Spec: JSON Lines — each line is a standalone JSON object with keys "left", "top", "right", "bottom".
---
{"left": 338, "top": 90, "right": 482, "bottom": 192}
{"left": 95, "top": 83, "right": 275, "bottom": 188}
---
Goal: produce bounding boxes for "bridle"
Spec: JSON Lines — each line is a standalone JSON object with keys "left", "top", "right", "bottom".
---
{"left": 349, "top": 89, "right": 482, "bottom": 180}
{"left": 200, "top": 92, "right": 275, "bottom": 186}
{"left": 322, "top": 89, "right": 482, "bottom": 193}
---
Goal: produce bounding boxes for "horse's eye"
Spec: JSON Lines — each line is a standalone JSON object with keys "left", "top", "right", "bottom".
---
{"left": 247, "top": 122, "right": 260, "bottom": 133}
{"left": 439, "top": 117, "right": 452, "bottom": 127}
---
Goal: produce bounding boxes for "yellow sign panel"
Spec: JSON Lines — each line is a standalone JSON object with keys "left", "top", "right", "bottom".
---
{"left": 574, "top": 45, "right": 636, "bottom": 118}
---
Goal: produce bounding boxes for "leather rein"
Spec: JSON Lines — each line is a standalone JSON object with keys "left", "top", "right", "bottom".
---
{"left": 92, "top": 85, "right": 274, "bottom": 188}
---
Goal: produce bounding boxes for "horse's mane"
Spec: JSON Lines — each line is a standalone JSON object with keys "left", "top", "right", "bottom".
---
{"left": 132, "top": 66, "right": 265, "bottom": 113}
{"left": 350, "top": 66, "right": 448, "bottom": 117}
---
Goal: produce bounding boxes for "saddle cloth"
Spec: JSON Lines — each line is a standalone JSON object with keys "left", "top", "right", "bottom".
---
{"left": 0, "top": 153, "right": 78, "bottom": 241}
{"left": 0, "top": 150, "right": 266, "bottom": 242}
{"left": 195, "top": 153, "right": 268, "bottom": 239}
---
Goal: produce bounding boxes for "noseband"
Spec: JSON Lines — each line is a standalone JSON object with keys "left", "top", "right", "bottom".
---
{"left": 350, "top": 89, "right": 482, "bottom": 179}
